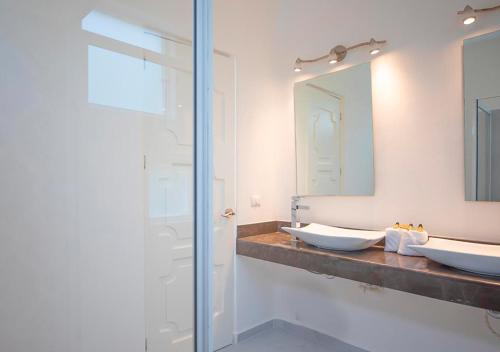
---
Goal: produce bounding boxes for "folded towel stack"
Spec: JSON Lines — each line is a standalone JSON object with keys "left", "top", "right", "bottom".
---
{"left": 398, "top": 225, "right": 428, "bottom": 256}
{"left": 384, "top": 225, "right": 402, "bottom": 252}
{"left": 384, "top": 223, "right": 429, "bottom": 256}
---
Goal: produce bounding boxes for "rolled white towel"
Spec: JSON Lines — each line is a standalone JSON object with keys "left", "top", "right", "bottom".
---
{"left": 384, "top": 227, "right": 401, "bottom": 252}
{"left": 398, "top": 229, "right": 429, "bottom": 256}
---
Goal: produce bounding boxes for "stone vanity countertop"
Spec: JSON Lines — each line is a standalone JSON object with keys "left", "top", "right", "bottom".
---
{"left": 236, "top": 232, "right": 500, "bottom": 311}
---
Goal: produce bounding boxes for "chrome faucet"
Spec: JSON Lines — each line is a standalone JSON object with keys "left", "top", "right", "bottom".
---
{"left": 290, "top": 196, "right": 310, "bottom": 243}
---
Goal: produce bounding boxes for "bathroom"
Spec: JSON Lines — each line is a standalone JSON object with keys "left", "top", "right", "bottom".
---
{"left": 1, "top": 0, "right": 500, "bottom": 351}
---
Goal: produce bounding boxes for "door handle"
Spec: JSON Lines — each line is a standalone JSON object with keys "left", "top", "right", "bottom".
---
{"left": 221, "top": 208, "right": 236, "bottom": 218}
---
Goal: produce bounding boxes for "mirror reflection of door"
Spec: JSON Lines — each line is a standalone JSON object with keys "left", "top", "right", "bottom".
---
{"left": 294, "top": 62, "right": 374, "bottom": 197}
{"left": 306, "top": 85, "right": 343, "bottom": 195}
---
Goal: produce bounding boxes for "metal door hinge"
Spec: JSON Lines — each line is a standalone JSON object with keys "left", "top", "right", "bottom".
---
{"left": 145, "top": 338, "right": 148, "bottom": 351}
{"left": 144, "top": 155, "right": 147, "bottom": 170}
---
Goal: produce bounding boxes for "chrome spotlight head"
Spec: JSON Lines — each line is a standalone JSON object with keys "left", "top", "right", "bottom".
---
{"left": 460, "top": 5, "right": 477, "bottom": 25}
{"left": 293, "top": 59, "right": 303, "bottom": 72}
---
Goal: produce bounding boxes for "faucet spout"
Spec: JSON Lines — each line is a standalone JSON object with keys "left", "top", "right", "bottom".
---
{"left": 290, "top": 196, "right": 310, "bottom": 244}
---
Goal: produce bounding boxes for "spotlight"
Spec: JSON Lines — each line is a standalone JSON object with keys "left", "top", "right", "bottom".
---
{"left": 328, "top": 48, "right": 338, "bottom": 64}
{"left": 460, "top": 5, "right": 477, "bottom": 25}
{"left": 293, "top": 59, "right": 303, "bottom": 72}
{"left": 368, "top": 38, "right": 381, "bottom": 55}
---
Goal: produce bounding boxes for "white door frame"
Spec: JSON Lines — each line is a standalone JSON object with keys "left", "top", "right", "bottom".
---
{"left": 194, "top": 1, "right": 214, "bottom": 352}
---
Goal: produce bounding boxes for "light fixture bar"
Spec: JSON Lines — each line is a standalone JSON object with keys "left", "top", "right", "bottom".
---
{"left": 458, "top": 4, "right": 500, "bottom": 14}
{"left": 293, "top": 38, "right": 386, "bottom": 72}
{"left": 458, "top": 3, "right": 500, "bottom": 24}
{"left": 295, "top": 54, "right": 330, "bottom": 64}
{"left": 346, "top": 38, "right": 386, "bottom": 51}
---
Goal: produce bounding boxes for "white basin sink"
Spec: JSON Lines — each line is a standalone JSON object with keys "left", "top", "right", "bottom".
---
{"left": 282, "top": 223, "right": 385, "bottom": 251}
{"left": 409, "top": 238, "right": 500, "bottom": 277}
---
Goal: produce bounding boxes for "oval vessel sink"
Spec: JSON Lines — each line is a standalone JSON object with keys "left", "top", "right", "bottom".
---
{"left": 282, "top": 223, "right": 385, "bottom": 251}
{"left": 409, "top": 238, "right": 500, "bottom": 277}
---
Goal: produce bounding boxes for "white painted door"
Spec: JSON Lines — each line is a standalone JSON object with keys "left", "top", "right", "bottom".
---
{"left": 144, "top": 50, "right": 235, "bottom": 352}
{"left": 212, "top": 53, "right": 235, "bottom": 351}
{"left": 306, "top": 86, "right": 342, "bottom": 195}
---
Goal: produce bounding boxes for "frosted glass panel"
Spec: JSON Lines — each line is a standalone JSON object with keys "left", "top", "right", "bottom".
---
{"left": 88, "top": 45, "right": 166, "bottom": 114}
{"left": 0, "top": 1, "right": 195, "bottom": 352}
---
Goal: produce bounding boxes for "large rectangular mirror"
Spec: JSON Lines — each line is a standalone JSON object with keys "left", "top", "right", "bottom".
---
{"left": 464, "top": 30, "right": 500, "bottom": 201}
{"left": 294, "top": 63, "right": 375, "bottom": 196}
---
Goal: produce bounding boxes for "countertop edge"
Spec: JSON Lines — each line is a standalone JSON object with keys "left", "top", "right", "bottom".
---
{"left": 236, "top": 233, "right": 500, "bottom": 311}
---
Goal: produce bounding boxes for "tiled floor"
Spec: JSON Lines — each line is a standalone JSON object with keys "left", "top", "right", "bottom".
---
{"left": 219, "top": 323, "right": 366, "bottom": 352}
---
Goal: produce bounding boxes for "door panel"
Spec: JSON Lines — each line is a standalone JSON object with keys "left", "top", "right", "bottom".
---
{"left": 212, "top": 54, "right": 235, "bottom": 351}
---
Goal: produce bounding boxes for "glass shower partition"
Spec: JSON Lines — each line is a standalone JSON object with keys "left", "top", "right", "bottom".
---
{"left": 0, "top": 1, "right": 216, "bottom": 352}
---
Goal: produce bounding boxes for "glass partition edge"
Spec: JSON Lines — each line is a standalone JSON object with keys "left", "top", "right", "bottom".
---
{"left": 194, "top": 1, "right": 214, "bottom": 352}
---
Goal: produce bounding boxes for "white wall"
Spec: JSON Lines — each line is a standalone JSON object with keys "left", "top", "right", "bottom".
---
{"left": 214, "top": 0, "right": 286, "bottom": 226}
{"left": 220, "top": 0, "right": 500, "bottom": 351}
{"left": 213, "top": 0, "right": 289, "bottom": 340}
